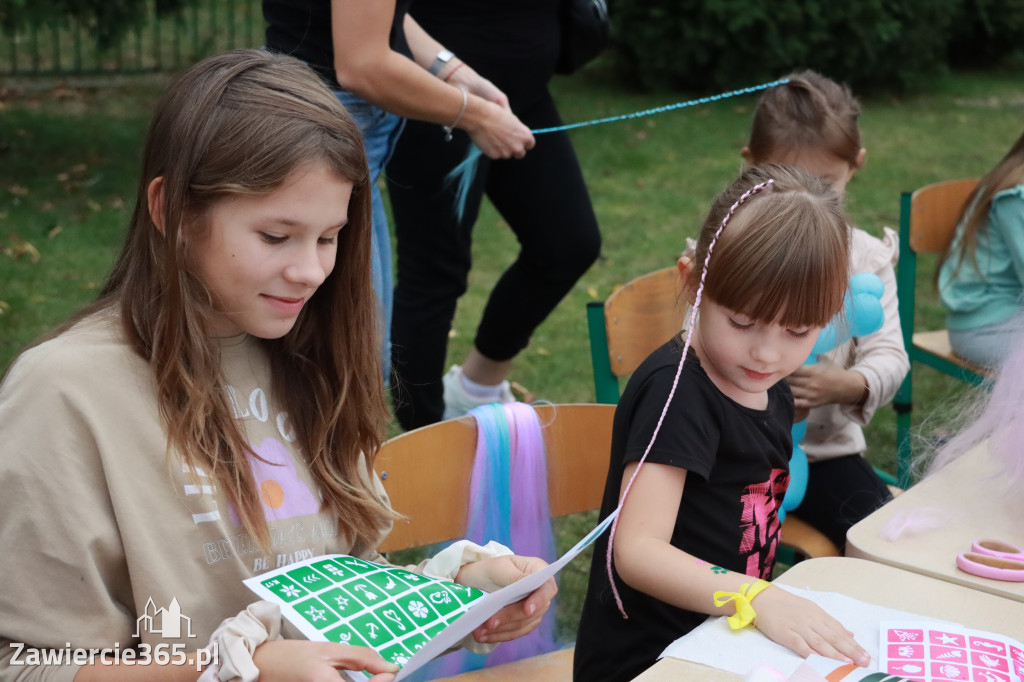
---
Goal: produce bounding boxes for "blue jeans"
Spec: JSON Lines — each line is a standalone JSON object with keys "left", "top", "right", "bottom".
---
{"left": 333, "top": 89, "right": 405, "bottom": 383}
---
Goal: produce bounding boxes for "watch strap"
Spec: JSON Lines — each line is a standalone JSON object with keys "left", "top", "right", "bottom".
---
{"left": 429, "top": 48, "right": 455, "bottom": 76}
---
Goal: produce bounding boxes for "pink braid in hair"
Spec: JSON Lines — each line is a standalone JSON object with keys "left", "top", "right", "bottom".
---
{"left": 604, "top": 179, "right": 775, "bottom": 618}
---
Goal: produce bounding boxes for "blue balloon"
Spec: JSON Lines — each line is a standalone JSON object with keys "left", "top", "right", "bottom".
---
{"left": 778, "top": 445, "right": 807, "bottom": 522}
{"left": 851, "top": 270, "right": 884, "bottom": 298}
{"left": 782, "top": 273, "right": 885, "bottom": 519}
{"left": 791, "top": 418, "right": 807, "bottom": 444}
{"left": 810, "top": 272, "right": 885, "bottom": 356}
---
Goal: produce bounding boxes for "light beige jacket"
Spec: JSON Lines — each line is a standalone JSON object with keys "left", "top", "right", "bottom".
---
{"left": 803, "top": 227, "right": 910, "bottom": 462}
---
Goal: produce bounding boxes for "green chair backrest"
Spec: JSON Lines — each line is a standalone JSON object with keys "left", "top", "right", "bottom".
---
{"left": 894, "top": 178, "right": 988, "bottom": 486}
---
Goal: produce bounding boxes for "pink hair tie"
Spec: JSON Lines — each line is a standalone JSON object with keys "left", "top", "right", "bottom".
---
{"left": 605, "top": 178, "right": 774, "bottom": 619}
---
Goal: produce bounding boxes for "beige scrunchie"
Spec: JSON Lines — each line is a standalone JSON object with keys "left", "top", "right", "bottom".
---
{"left": 417, "top": 539, "right": 513, "bottom": 581}
{"left": 197, "top": 601, "right": 282, "bottom": 682}
{"left": 416, "top": 540, "right": 514, "bottom": 655}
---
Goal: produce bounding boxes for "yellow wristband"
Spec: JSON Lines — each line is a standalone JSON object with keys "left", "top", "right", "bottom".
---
{"left": 712, "top": 579, "right": 772, "bottom": 630}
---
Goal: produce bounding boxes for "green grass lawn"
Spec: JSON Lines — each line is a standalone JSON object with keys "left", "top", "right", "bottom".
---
{"left": 2, "top": 65, "right": 1021, "bottom": 644}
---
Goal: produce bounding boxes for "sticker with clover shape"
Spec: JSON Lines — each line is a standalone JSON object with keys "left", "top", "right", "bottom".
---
{"left": 397, "top": 593, "right": 440, "bottom": 625}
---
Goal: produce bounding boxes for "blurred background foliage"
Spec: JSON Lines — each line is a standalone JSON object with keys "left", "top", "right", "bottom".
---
{"left": 3, "top": 0, "right": 1024, "bottom": 87}
{"left": 609, "top": 0, "right": 1024, "bottom": 92}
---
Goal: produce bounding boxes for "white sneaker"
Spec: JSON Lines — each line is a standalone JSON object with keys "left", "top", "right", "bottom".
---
{"left": 442, "top": 365, "right": 514, "bottom": 420}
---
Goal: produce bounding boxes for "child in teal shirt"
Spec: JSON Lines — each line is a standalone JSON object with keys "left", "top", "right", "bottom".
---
{"left": 939, "top": 127, "right": 1024, "bottom": 368}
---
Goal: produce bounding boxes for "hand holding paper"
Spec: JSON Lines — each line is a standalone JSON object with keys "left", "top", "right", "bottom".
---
{"left": 456, "top": 554, "right": 558, "bottom": 644}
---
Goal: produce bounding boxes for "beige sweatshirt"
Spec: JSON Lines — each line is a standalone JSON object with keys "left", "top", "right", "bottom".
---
{"left": 0, "top": 313, "right": 393, "bottom": 681}
{"left": 802, "top": 227, "right": 910, "bottom": 462}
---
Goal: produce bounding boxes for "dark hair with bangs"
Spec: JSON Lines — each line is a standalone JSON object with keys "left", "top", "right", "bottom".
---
{"left": 688, "top": 164, "right": 850, "bottom": 328}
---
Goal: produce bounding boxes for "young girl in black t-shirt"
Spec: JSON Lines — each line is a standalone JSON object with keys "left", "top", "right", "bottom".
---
{"left": 574, "top": 165, "right": 871, "bottom": 682}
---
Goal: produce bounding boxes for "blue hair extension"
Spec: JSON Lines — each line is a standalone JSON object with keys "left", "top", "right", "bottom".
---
{"left": 443, "top": 78, "right": 789, "bottom": 220}
{"left": 466, "top": 402, "right": 511, "bottom": 545}
{"left": 445, "top": 144, "right": 485, "bottom": 223}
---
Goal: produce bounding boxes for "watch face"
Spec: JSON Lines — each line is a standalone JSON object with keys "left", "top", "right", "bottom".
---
{"left": 430, "top": 49, "right": 455, "bottom": 75}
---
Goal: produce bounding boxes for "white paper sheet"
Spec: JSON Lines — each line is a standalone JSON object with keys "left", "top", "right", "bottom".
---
{"left": 659, "top": 585, "right": 953, "bottom": 678}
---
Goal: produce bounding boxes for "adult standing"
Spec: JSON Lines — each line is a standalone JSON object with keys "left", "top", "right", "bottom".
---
{"left": 386, "top": 0, "right": 602, "bottom": 429}
{"left": 263, "top": 0, "right": 535, "bottom": 382}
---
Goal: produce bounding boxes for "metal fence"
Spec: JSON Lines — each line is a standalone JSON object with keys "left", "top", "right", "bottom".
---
{"left": 2, "top": 0, "right": 264, "bottom": 77}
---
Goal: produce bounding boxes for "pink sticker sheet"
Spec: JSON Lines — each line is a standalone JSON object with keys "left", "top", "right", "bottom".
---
{"left": 882, "top": 622, "right": 1024, "bottom": 682}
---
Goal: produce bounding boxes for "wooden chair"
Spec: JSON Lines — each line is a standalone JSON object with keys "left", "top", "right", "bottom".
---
{"left": 585, "top": 266, "right": 842, "bottom": 562}
{"left": 375, "top": 403, "right": 615, "bottom": 681}
{"left": 893, "top": 178, "right": 990, "bottom": 487}
{"left": 587, "top": 266, "right": 685, "bottom": 405}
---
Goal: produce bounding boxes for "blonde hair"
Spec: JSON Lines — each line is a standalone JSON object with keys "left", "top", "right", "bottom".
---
{"left": 747, "top": 70, "right": 862, "bottom": 167}
{"left": 689, "top": 164, "right": 851, "bottom": 328}
{"left": 40, "top": 49, "right": 393, "bottom": 551}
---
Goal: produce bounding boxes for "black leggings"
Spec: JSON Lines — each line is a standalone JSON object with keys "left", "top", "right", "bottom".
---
{"left": 791, "top": 454, "right": 894, "bottom": 550}
{"left": 386, "top": 89, "right": 600, "bottom": 430}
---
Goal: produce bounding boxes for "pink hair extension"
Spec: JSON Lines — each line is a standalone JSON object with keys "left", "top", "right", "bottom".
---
{"left": 426, "top": 401, "right": 556, "bottom": 677}
{"left": 604, "top": 179, "right": 775, "bottom": 619}
{"left": 506, "top": 402, "right": 557, "bottom": 568}
{"left": 878, "top": 507, "right": 951, "bottom": 542}
{"left": 921, "top": 314, "right": 1024, "bottom": 494}
{"left": 488, "top": 401, "right": 557, "bottom": 665}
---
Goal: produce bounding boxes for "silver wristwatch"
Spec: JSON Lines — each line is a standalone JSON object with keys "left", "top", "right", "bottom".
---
{"left": 428, "top": 48, "right": 455, "bottom": 76}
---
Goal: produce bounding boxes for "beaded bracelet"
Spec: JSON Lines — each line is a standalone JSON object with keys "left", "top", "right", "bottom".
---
{"left": 713, "top": 579, "right": 773, "bottom": 630}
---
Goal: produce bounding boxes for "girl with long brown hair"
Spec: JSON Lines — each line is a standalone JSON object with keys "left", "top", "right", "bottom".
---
{"left": 938, "top": 127, "right": 1024, "bottom": 368}
{"left": 0, "top": 49, "right": 553, "bottom": 682}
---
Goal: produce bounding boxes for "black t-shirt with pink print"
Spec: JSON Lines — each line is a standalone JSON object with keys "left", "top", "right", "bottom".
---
{"left": 574, "top": 335, "right": 793, "bottom": 682}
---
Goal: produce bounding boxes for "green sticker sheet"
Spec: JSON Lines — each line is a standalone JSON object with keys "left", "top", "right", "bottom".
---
{"left": 244, "top": 511, "right": 618, "bottom": 681}
{"left": 244, "top": 555, "right": 484, "bottom": 669}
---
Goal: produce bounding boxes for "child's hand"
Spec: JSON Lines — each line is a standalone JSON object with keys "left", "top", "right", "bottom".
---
{"left": 252, "top": 640, "right": 400, "bottom": 681}
{"left": 455, "top": 555, "right": 558, "bottom": 643}
{"left": 751, "top": 587, "right": 870, "bottom": 667}
{"left": 787, "top": 359, "right": 868, "bottom": 409}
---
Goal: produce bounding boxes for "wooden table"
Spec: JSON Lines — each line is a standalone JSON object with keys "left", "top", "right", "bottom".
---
{"left": 632, "top": 557, "right": 1024, "bottom": 681}
{"left": 846, "top": 442, "right": 1023, "bottom": 603}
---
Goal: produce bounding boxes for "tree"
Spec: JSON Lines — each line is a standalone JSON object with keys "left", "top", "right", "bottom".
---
{"left": 1, "top": 0, "right": 191, "bottom": 47}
